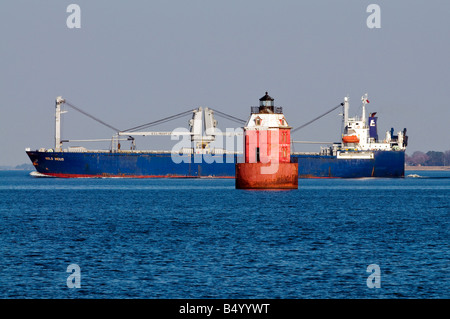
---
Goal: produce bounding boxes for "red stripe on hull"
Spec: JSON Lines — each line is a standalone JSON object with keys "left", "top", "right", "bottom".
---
{"left": 40, "top": 172, "right": 234, "bottom": 179}
{"left": 298, "top": 175, "right": 337, "bottom": 179}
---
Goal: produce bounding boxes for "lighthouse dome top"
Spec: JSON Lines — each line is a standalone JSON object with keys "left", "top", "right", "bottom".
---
{"left": 259, "top": 92, "right": 274, "bottom": 102}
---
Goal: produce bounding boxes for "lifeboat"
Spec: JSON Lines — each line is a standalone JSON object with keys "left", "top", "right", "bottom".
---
{"left": 342, "top": 135, "right": 359, "bottom": 143}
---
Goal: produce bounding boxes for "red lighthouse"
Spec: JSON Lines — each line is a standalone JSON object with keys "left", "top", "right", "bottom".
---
{"left": 235, "top": 92, "right": 298, "bottom": 189}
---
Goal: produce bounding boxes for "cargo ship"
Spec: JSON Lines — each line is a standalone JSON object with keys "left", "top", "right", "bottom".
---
{"left": 26, "top": 93, "right": 407, "bottom": 178}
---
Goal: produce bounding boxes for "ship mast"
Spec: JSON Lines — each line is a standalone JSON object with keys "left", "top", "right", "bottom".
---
{"left": 343, "top": 96, "right": 349, "bottom": 128}
{"left": 55, "top": 96, "right": 66, "bottom": 152}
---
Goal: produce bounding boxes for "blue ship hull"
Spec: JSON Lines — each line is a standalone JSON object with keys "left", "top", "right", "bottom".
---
{"left": 26, "top": 150, "right": 405, "bottom": 178}
{"left": 292, "top": 151, "right": 405, "bottom": 178}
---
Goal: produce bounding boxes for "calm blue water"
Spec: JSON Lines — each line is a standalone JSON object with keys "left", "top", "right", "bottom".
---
{"left": 0, "top": 170, "right": 448, "bottom": 299}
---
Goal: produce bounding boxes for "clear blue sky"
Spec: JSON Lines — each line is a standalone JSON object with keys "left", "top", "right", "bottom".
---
{"left": 1, "top": 0, "right": 449, "bottom": 166}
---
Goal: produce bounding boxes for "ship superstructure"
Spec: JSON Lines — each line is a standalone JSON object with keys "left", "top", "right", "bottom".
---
{"left": 341, "top": 94, "right": 407, "bottom": 153}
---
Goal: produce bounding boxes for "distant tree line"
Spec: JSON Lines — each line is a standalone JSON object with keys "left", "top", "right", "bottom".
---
{"left": 406, "top": 150, "right": 450, "bottom": 166}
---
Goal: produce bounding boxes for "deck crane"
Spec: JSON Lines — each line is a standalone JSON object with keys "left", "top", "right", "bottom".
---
{"left": 54, "top": 97, "right": 244, "bottom": 153}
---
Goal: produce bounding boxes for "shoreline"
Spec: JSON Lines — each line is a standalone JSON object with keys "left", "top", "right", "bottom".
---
{"left": 405, "top": 166, "right": 450, "bottom": 171}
